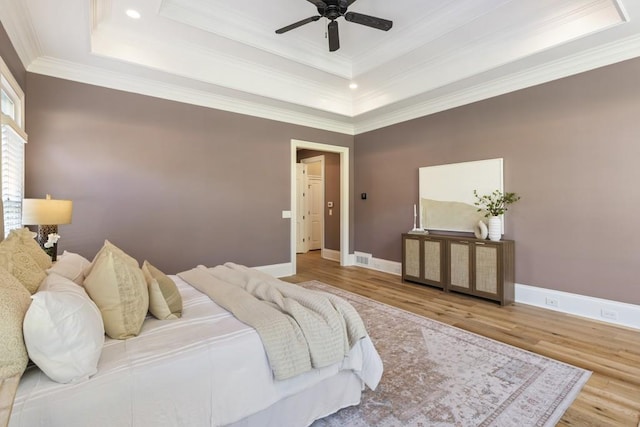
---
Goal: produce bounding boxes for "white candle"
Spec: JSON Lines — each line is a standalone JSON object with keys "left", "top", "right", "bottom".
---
{"left": 413, "top": 204, "right": 417, "bottom": 217}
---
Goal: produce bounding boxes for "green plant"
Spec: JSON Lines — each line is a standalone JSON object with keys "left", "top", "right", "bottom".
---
{"left": 473, "top": 189, "right": 521, "bottom": 217}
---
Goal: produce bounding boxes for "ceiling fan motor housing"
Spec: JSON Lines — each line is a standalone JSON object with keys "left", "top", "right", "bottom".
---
{"left": 318, "top": 0, "right": 348, "bottom": 20}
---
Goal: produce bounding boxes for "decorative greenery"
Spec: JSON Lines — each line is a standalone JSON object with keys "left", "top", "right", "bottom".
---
{"left": 474, "top": 189, "right": 521, "bottom": 217}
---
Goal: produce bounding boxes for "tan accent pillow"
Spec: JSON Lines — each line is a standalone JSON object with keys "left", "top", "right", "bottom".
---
{"left": 0, "top": 266, "right": 31, "bottom": 380}
{"left": 84, "top": 240, "right": 139, "bottom": 278}
{"left": 83, "top": 248, "right": 149, "bottom": 340}
{"left": 0, "top": 241, "right": 47, "bottom": 294}
{"left": 5, "top": 228, "right": 53, "bottom": 270}
{"left": 142, "top": 261, "right": 182, "bottom": 320}
{"left": 0, "top": 374, "right": 21, "bottom": 427}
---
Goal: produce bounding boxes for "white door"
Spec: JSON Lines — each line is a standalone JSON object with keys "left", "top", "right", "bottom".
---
{"left": 301, "top": 156, "right": 325, "bottom": 251}
{"left": 296, "top": 164, "right": 309, "bottom": 254}
{"left": 307, "top": 176, "right": 323, "bottom": 250}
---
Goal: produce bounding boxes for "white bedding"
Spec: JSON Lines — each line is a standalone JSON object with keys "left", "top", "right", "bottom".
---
{"left": 10, "top": 276, "right": 383, "bottom": 427}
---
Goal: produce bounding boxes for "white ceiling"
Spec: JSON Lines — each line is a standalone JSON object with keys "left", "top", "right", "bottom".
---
{"left": 1, "top": 0, "right": 640, "bottom": 134}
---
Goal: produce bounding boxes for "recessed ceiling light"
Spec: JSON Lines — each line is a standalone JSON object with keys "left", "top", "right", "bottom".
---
{"left": 349, "top": 83, "right": 358, "bottom": 90}
{"left": 126, "top": 9, "right": 141, "bottom": 19}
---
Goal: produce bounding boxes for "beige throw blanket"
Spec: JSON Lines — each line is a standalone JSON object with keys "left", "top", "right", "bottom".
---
{"left": 178, "top": 263, "right": 367, "bottom": 380}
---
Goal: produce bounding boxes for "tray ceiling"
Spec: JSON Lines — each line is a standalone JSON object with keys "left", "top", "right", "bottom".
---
{"left": 1, "top": 0, "right": 639, "bottom": 134}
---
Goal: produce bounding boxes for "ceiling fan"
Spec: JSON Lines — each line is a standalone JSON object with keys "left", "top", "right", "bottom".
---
{"left": 275, "top": 0, "right": 393, "bottom": 52}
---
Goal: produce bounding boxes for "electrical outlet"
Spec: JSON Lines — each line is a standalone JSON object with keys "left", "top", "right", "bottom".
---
{"left": 601, "top": 309, "right": 618, "bottom": 320}
{"left": 545, "top": 297, "right": 559, "bottom": 308}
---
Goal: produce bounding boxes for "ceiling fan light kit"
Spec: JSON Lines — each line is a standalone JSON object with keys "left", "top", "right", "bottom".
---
{"left": 275, "top": 0, "right": 393, "bottom": 52}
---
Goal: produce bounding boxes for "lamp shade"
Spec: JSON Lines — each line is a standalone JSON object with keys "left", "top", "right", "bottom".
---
{"left": 22, "top": 195, "right": 73, "bottom": 225}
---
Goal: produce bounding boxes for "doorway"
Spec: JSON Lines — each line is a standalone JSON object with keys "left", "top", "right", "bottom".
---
{"left": 290, "top": 140, "right": 350, "bottom": 275}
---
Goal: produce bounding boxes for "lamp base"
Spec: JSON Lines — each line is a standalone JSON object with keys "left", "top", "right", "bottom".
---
{"left": 37, "top": 224, "right": 59, "bottom": 262}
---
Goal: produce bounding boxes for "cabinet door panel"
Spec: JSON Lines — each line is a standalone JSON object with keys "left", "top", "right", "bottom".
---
{"left": 404, "top": 238, "right": 421, "bottom": 278}
{"left": 423, "top": 240, "right": 441, "bottom": 282}
{"left": 475, "top": 245, "right": 498, "bottom": 294}
{"left": 449, "top": 242, "right": 470, "bottom": 289}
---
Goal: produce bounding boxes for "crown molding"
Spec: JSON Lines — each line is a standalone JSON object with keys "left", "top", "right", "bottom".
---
{"left": 352, "top": 0, "right": 627, "bottom": 117}
{"left": 354, "top": 31, "right": 640, "bottom": 134}
{"left": 0, "top": 0, "right": 42, "bottom": 67}
{"left": 158, "top": 0, "right": 352, "bottom": 79}
{"left": 90, "top": 23, "right": 355, "bottom": 116}
{"left": 27, "top": 57, "right": 355, "bottom": 135}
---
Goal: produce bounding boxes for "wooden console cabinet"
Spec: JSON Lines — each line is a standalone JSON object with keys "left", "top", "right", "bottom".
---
{"left": 402, "top": 234, "right": 447, "bottom": 289}
{"left": 402, "top": 233, "right": 515, "bottom": 305}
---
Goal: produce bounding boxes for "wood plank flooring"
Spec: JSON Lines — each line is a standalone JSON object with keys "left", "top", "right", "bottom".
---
{"left": 283, "top": 251, "right": 640, "bottom": 427}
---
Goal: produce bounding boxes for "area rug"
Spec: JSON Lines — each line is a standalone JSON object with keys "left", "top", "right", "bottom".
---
{"left": 301, "top": 281, "right": 591, "bottom": 427}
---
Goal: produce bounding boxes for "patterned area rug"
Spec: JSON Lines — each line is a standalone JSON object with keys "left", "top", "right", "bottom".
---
{"left": 302, "top": 281, "right": 591, "bottom": 427}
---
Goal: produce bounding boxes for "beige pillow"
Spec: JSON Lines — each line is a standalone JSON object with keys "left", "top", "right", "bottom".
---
{"left": 5, "top": 228, "right": 52, "bottom": 270}
{"left": 84, "top": 248, "right": 148, "bottom": 340}
{"left": 0, "top": 267, "right": 31, "bottom": 427}
{"left": 0, "top": 266, "right": 32, "bottom": 380}
{"left": 142, "top": 261, "right": 182, "bottom": 320}
{"left": 84, "top": 240, "right": 138, "bottom": 278}
{"left": 0, "top": 241, "right": 47, "bottom": 294}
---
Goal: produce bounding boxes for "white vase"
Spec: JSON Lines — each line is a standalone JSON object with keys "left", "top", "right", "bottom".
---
{"left": 488, "top": 216, "right": 502, "bottom": 241}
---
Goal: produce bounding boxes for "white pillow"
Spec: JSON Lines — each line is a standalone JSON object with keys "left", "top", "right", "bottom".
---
{"left": 23, "top": 273, "right": 105, "bottom": 384}
{"left": 46, "top": 251, "right": 91, "bottom": 285}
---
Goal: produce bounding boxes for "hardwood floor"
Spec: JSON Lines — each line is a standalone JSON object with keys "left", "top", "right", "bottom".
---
{"left": 283, "top": 251, "right": 640, "bottom": 427}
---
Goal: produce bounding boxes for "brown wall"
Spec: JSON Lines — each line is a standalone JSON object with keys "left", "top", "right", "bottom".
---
{"left": 0, "top": 22, "right": 25, "bottom": 91}
{"left": 25, "top": 74, "right": 354, "bottom": 273}
{"left": 355, "top": 58, "right": 640, "bottom": 305}
{"left": 297, "top": 150, "right": 341, "bottom": 251}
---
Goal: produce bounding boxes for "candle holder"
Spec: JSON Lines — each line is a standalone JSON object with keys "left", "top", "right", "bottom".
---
{"left": 409, "top": 203, "right": 428, "bottom": 234}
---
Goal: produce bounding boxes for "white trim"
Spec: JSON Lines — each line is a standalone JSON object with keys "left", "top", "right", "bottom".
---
{"left": 369, "top": 258, "right": 402, "bottom": 276}
{"left": 13, "top": 30, "right": 640, "bottom": 136}
{"left": 0, "top": 56, "right": 26, "bottom": 131}
{"left": 27, "top": 57, "right": 355, "bottom": 135}
{"left": 354, "top": 32, "right": 640, "bottom": 134}
{"left": 291, "top": 140, "right": 350, "bottom": 275}
{"left": 0, "top": 0, "right": 42, "bottom": 67}
{"left": 353, "top": 253, "right": 401, "bottom": 276}
{"left": 253, "top": 262, "right": 293, "bottom": 278}
{"left": 515, "top": 283, "right": 640, "bottom": 330}
{"left": 321, "top": 248, "right": 340, "bottom": 262}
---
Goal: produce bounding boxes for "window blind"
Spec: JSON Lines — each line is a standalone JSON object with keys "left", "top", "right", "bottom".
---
{"left": 1, "top": 118, "right": 25, "bottom": 237}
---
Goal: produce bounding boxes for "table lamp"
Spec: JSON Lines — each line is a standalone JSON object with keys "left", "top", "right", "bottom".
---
{"left": 22, "top": 194, "right": 73, "bottom": 261}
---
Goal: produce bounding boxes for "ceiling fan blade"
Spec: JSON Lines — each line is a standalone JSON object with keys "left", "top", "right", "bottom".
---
{"left": 328, "top": 20, "right": 340, "bottom": 52}
{"left": 344, "top": 12, "right": 393, "bottom": 31}
{"left": 275, "top": 16, "right": 321, "bottom": 34}
{"left": 306, "top": 0, "right": 327, "bottom": 8}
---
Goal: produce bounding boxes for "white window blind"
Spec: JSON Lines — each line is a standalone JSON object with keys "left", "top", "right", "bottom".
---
{"left": 1, "top": 120, "right": 25, "bottom": 236}
{"left": 1, "top": 56, "right": 26, "bottom": 238}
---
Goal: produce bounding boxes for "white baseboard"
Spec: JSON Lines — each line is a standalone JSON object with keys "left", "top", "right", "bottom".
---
{"left": 321, "top": 248, "right": 341, "bottom": 262}
{"left": 351, "top": 255, "right": 639, "bottom": 330}
{"left": 254, "top": 262, "right": 293, "bottom": 278}
{"left": 370, "top": 258, "right": 402, "bottom": 275}
{"left": 353, "top": 251, "right": 401, "bottom": 276}
{"left": 515, "top": 283, "right": 640, "bottom": 330}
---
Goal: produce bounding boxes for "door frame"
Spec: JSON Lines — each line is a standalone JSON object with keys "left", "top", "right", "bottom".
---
{"left": 290, "top": 139, "right": 349, "bottom": 274}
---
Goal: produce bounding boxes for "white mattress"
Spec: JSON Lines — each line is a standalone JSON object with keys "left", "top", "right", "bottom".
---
{"left": 10, "top": 276, "right": 382, "bottom": 427}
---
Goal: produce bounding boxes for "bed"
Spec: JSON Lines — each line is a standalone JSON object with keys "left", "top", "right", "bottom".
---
{"left": 2, "top": 238, "right": 383, "bottom": 427}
